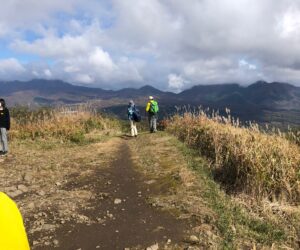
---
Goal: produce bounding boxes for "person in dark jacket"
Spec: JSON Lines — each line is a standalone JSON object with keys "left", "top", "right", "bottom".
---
{"left": 127, "top": 100, "right": 138, "bottom": 137}
{"left": 0, "top": 99, "right": 10, "bottom": 155}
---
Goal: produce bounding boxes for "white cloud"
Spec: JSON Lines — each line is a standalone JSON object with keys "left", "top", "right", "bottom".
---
{"left": 88, "top": 47, "right": 115, "bottom": 71}
{"left": 32, "top": 70, "right": 39, "bottom": 77}
{"left": 276, "top": 7, "right": 300, "bottom": 38}
{"left": 0, "top": 23, "right": 11, "bottom": 38}
{"left": 74, "top": 74, "right": 94, "bottom": 84}
{"left": 8, "top": 22, "right": 143, "bottom": 86}
{"left": 0, "top": 1, "right": 105, "bottom": 30}
{"left": 168, "top": 74, "right": 187, "bottom": 92}
{"left": 239, "top": 60, "right": 257, "bottom": 70}
{"left": 44, "top": 69, "right": 52, "bottom": 78}
{"left": 11, "top": 35, "right": 91, "bottom": 58}
{"left": 1, "top": 0, "right": 300, "bottom": 89}
{"left": 0, "top": 58, "right": 26, "bottom": 79}
{"left": 64, "top": 65, "right": 79, "bottom": 73}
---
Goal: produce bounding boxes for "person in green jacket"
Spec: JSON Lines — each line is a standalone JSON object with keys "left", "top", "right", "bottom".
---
{"left": 145, "top": 96, "right": 159, "bottom": 133}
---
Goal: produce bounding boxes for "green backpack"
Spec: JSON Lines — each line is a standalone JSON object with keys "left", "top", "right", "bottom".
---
{"left": 150, "top": 100, "right": 159, "bottom": 114}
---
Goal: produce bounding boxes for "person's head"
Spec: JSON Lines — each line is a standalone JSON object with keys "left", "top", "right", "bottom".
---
{"left": 0, "top": 99, "right": 5, "bottom": 108}
{"left": 149, "top": 96, "right": 154, "bottom": 100}
{"left": 129, "top": 100, "right": 134, "bottom": 106}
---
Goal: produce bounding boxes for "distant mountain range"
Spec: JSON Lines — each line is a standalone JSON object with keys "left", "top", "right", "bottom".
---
{"left": 0, "top": 79, "right": 300, "bottom": 126}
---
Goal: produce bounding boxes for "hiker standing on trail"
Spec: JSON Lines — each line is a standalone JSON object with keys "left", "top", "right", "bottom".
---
{"left": 0, "top": 99, "right": 10, "bottom": 155}
{"left": 146, "top": 96, "right": 159, "bottom": 133}
{"left": 127, "top": 100, "right": 139, "bottom": 137}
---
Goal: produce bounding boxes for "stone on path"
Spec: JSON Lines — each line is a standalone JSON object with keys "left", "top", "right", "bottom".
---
{"left": 185, "top": 235, "right": 199, "bottom": 244}
{"left": 7, "top": 189, "right": 23, "bottom": 198}
{"left": 185, "top": 247, "right": 201, "bottom": 250}
{"left": 53, "top": 239, "right": 59, "bottom": 246}
{"left": 146, "top": 243, "right": 159, "bottom": 250}
{"left": 18, "top": 184, "right": 28, "bottom": 193}
{"left": 24, "top": 173, "right": 33, "bottom": 182}
{"left": 145, "top": 180, "right": 156, "bottom": 185}
{"left": 28, "top": 202, "right": 35, "bottom": 209}
{"left": 114, "top": 198, "right": 122, "bottom": 204}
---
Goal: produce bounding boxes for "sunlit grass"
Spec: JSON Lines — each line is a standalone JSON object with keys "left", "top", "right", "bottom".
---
{"left": 9, "top": 106, "right": 121, "bottom": 143}
{"left": 166, "top": 109, "right": 300, "bottom": 203}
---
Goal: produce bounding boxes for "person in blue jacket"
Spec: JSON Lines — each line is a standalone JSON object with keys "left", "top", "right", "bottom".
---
{"left": 127, "top": 100, "right": 138, "bottom": 137}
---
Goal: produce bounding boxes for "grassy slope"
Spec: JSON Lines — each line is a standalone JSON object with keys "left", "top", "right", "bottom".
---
{"left": 128, "top": 132, "right": 300, "bottom": 249}
{"left": 166, "top": 114, "right": 300, "bottom": 203}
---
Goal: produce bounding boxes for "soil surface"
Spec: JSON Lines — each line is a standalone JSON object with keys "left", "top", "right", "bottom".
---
{"left": 41, "top": 141, "right": 187, "bottom": 249}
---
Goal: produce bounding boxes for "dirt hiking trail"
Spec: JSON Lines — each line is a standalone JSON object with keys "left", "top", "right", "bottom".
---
{"left": 2, "top": 132, "right": 221, "bottom": 249}
{"left": 54, "top": 141, "right": 187, "bottom": 250}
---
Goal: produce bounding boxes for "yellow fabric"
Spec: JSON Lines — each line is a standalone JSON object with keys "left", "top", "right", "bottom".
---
{"left": 0, "top": 192, "right": 30, "bottom": 250}
{"left": 146, "top": 100, "right": 153, "bottom": 112}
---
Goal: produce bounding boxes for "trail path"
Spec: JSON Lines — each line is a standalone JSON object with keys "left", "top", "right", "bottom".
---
{"left": 44, "top": 139, "right": 188, "bottom": 250}
{"left": 3, "top": 132, "right": 214, "bottom": 249}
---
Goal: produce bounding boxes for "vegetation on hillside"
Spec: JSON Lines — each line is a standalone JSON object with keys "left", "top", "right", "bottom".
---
{"left": 287, "top": 126, "right": 300, "bottom": 146}
{"left": 166, "top": 110, "right": 300, "bottom": 203}
{"left": 129, "top": 133, "right": 300, "bottom": 248}
{"left": 9, "top": 106, "right": 121, "bottom": 143}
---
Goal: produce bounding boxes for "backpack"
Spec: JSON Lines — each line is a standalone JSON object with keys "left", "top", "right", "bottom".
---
{"left": 133, "top": 109, "right": 141, "bottom": 122}
{"left": 149, "top": 100, "right": 159, "bottom": 114}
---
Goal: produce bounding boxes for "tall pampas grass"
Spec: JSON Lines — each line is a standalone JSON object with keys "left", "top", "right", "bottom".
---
{"left": 166, "top": 109, "right": 300, "bottom": 203}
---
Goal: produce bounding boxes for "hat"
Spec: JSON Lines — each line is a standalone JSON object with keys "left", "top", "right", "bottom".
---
{"left": 149, "top": 96, "right": 154, "bottom": 100}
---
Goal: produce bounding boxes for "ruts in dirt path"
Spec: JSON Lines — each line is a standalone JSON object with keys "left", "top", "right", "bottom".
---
{"left": 52, "top": 140, "right": 187, "bottom": 250}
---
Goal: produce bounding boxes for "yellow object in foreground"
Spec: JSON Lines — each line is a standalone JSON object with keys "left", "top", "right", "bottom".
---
{"left": 0, "top": 192, "right": 30, "bottom": 250}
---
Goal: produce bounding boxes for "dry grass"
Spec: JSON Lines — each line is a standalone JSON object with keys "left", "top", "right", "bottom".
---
{"left": 286, "top": 127, "right": 300, "bottom": 146}
{"left": 128, "top": 133, "right": 293, "bottom": 248}
{"left": 166, "top": 111, "right": 300, "bottom": 203}
{"left": 9, "top": 106, "right": 121, "bottom": 142}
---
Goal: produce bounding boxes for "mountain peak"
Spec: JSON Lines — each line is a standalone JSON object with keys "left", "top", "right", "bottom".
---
{"left": 139, "top": 85, "right": 162, "bottom": 94}
{"left": 252, "top": 80, "right": 268, "bottom": 85}
{"left": 248, "top": 81, "right": 296, "bottom": 90}
{"left": 28, "top": 79, "right": 72, "bottom": 87}
{"left": 139, "top": 85, "right": 160, "bottom": 91}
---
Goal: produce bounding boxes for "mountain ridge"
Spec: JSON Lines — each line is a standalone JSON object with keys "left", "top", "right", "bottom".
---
{"left": 1, "top": 79, "right": 300, "bottom": 125}
{"left": 1, "top": 78, "right": 299, "bottom": 97}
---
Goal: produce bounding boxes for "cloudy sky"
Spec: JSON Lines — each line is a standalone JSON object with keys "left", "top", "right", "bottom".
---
{"left": 1, "top": 0, "right": 300, "bottom": 91}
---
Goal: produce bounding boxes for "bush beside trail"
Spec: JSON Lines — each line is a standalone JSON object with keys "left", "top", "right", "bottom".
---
{"left": 166, "top": 112, "right": 300, "bottom": 203}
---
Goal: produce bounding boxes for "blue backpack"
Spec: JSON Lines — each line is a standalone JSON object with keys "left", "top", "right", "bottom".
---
{"left": 133, "top": 109, "right": 141, "bottom": 122}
